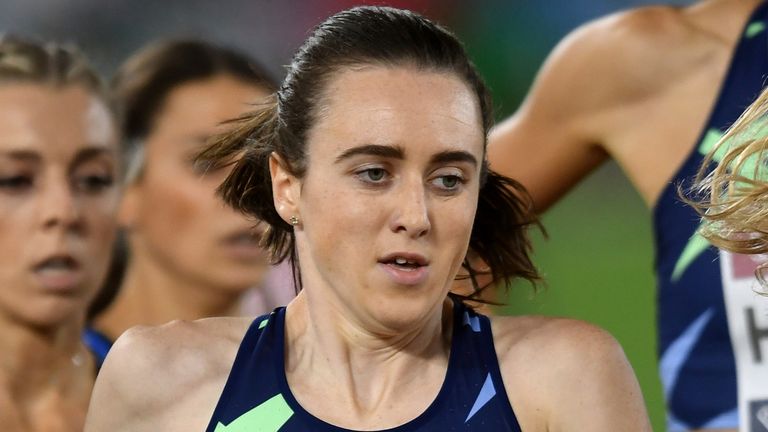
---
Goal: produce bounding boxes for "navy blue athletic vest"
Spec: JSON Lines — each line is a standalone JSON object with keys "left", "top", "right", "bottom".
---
{"left": 206, "top": 301, "right": 522, "bottom": 431}
{"left": 653, "top": 2, "right": 768, "bottom": 429}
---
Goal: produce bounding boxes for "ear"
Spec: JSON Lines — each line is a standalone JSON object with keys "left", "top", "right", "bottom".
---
{"left": 118, "top": 183, "right": 141, "bottom": 229}
{"left": 269, "top": 152, "right": 301, "bottom": 224}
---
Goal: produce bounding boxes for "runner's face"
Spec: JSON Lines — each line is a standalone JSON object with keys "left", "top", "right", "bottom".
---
{"left": 123, "top": 76, "right": 271, "bottom": 293}
{"left": 0, "top": 84, "right": 119, "bottom": 327}
{"left": 279, "top": 66, "right": 484, "bottom": 331}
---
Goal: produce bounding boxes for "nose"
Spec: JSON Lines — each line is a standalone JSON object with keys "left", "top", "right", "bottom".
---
{"left": 389, "top": 176, "right": 431, "bottom": 238}
{"left": 39, "top": 178, "right": 83, "bottom": 232}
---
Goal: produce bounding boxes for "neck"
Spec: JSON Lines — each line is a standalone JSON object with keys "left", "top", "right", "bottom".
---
{"left": 0, "top": 312, "right": 94, "bottom": 404}
{"left": 285, "top": 291, "right": 452, "bottom": 416}
{"left": 93, "top": 249, "right": 243, "bottom": 341}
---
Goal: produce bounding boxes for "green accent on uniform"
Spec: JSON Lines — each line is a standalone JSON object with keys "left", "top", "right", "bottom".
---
{"left": 746, "top": 21, "right": 766, "bottom": 38}
{"left": 671, "top": 233, "right": 711, "bottom": 282}
{"left": 698, "top": 124, "right": 768, "bottom": 182}
{"left": 697, "top": 129, "right": 726, "bottom": 159}
{"left": 214, "top": 394, "right": 293, "bottom": 432}
{"left": 258, "top": 319, "right": 268, "bottom": 329}
{"left": 670, "top": 129, "right": 725, "bottom": 281}
{"left": 675, "top": 125, "right": 768, "bottom": 280}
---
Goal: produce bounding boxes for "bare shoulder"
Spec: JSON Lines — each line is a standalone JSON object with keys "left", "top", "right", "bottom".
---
{"left": 85, "top": 317, "right": 253, "bottom": 431}
{"left": 492, "top": 4, "right": 715, "bottom": 145}
{"left": 552, "top": 5, "right": 715, "bottom": 99}
{"left": 108, "top": 316, "right": 251, "bottom": 395}
{"left": 579, "top": 5, "right": 713, "bottom": 53}
{"left": 491, "top": 316, "right": 651, "bottom": 431}
{"left": 503, "top": 1, "right": 757, "bottom": 120}
{"left": 491, "top": 315, "right": 623, "bottom": 369}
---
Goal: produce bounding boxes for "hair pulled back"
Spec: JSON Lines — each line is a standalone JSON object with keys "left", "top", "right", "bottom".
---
{"left": 200, "top": 6, "right": 541, "bottom": 300}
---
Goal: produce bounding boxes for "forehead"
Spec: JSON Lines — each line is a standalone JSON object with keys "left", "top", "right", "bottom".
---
{"left": 155, "top": 76, "right": 269, "bottom": 128}
{"left": 308, "top": 66, "right": 484, "bottom": 158}
{"left": 0, "top": 83, "right": 116, "bottom": 155}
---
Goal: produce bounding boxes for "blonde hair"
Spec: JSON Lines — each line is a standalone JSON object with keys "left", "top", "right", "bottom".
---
{"left": 0, "top": 34, "right": 105, "bottom": 93}
{"left": 690, "top": 87, "right": 768, "bottom": 287}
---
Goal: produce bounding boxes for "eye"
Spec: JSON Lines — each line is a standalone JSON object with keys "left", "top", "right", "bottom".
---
{"left": 356, "top": 167, "right": 389, "bottom": 184}
{"left": 0, "top": 175, "right": 33, "bottom": 192}
{"left": 429, "top": 172, "right": 466, "bottom": 193}
{"left": 74, "top": 173, "right": 114, "bottom": 194}
{"left": 437, "top": 175, "right": 460, "bottom": 189}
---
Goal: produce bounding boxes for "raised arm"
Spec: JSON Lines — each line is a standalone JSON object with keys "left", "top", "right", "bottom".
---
{"left": 488, "top": 8, "right": 677, "bottom": 211}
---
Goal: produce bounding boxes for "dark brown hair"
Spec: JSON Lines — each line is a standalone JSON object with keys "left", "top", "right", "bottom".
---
{"left": 89, "top": 40, "right": 277, "bottom": 319}
{"left": 200, "top": 6, "right": 541, "bottom": 301}
{"left": 112, "top": 39, "right": 277, "bottom": 177}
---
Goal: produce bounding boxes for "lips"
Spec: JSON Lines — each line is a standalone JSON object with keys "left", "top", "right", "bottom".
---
{"left": 32, "top": 254, "right": 83, "bottom": 292}
{"left": 378, "top": 252, "right": 430, "bottom": 286}
{"left": 223, "top": 230, "right": 262, "bottom": 246}
{"left": 379, "top": 252, "right": 428, "bottom": 266}
{"left": 221, "top": 228, "right": 266, "bottom": 260}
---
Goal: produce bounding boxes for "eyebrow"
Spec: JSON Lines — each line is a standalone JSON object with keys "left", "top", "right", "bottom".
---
{"left": 0, "top": 146, "right": 114, "bottom": 165}
{"left": 429, "top": 150, "right": 478, "bottom": 168}
{"left": 334, "top": 145, "right": 479, "bottom": 168}
{"left": 335, "top": 144, "right": 405, "bottom": 163}
{"left": 70, "top": 147, "right": 115, "bottom": 167}
{"left": 0, "top": 150, "right": 41, "bottom": 162}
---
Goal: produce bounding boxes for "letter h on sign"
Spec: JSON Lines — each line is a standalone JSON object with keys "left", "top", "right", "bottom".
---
{"left": 747, "top": 307, "right": 768, "bottom": 363}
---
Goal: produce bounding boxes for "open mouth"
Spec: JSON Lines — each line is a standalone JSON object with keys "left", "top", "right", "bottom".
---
{"left": 32, "top": 255, "right": 83, "bottom": 291}
{"left": 378, "top": 253, "right": 430, "bottom": 285}
{"left": 34, "top": 255, "right": 79, "bottom": 273}
{"left": 384, "top": 257, "right": 425, "bottom": 271}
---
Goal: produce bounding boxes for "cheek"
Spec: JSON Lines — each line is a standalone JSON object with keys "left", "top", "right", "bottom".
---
{"left": 299, "top": 183, "right": 381, "bottom": 272}
{"left": 0, "top": 206, "right": 31, "bottom": 281}
{"left": 139, "top": 163, "right": 210, "bottom": 232}
{"left": 305, "top": 184, "right": 381, "bottom": 233}
{"left": 436, "top": 195, "right": 478, "bottom": 254}
{"left": 81, "top": 195, "right": 120, "bottom": 270}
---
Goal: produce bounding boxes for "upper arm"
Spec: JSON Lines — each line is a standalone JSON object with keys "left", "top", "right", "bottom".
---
{"left": 494, "top": 317, "right": 651, "bottom": 432}
{"left": 84, "top": 326, "right": 167, "bottom": 431}
{"left": 488, "top": 9, "right": 676, "bottom": 211}
{"left": 545, "top": 322, "right": 651, "bottom": 432}
{"left": 85, "top": 318, "right": 247, "bottom": 432}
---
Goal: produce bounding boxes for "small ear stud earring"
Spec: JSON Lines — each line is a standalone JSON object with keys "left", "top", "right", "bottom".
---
{"left": 289, "top": 216, "right": 300, "bottom": 226}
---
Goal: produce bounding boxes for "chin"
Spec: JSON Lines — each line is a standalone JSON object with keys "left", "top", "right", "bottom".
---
{"left": 209, "top": 262, "right": 269, "bottom": 287}
{"left": 366, "top": 294, "right": 443, "bottom": 331}
{"left": 14, "top": 301, "right": 87, "bottom": 330}
{"left": 206, "top": 277, "right": 263, "bottom": 295}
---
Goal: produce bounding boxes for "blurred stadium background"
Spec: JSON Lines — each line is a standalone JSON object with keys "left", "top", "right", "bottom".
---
{"left": 0, "top": 1, "right": 697, "bottom": 429}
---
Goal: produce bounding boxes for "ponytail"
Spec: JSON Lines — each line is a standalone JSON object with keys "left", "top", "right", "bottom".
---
{"left": 453, "top": 169, "right": 543, "bottom": 303}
